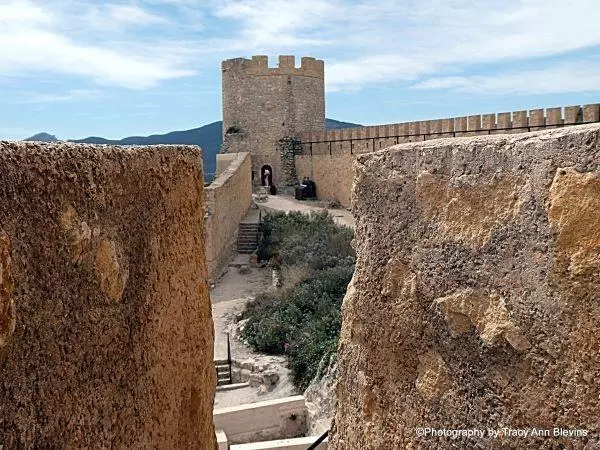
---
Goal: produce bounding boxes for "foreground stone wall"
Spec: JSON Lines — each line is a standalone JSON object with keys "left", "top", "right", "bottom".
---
{"left": 0, "top": 142, "right": 216, "bottom": 449}
{"left": 330, "top": 124, "right": 600, "bottom": 449}
{"left": 205, "top": 152, "right": 252, "bottom": 280}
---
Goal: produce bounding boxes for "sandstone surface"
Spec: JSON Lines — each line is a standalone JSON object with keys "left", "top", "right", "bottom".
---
{"left": 0, "top": 141, "right": 216, "bottom": 448}
{"left": 329, "top": 124, "right": 600, "bottom": 449}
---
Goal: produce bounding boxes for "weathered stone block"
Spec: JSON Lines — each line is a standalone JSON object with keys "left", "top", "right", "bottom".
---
{"left": 330, "top": 124, "right": 600, "bottom": 449}
{"left": 0, "top": 141, "right": 216, "bottom": 449}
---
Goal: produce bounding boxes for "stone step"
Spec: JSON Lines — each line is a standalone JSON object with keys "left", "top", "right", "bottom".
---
{"left": 216, "top": 382, "right": 249, "bottom": 392}
{"left": 237, "top": 240, "right": 258, "bottom": 245}
{"left": 237, "top": 238, "right": 258, "bottom": 245}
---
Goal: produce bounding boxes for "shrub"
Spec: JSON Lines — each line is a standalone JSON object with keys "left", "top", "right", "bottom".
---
{"left": 242, "top": 211, "right": 355, "bottom": 390}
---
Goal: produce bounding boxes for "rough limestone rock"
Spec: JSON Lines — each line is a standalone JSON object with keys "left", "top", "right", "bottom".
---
{"left": 0, "top": 142, "right": 217, "bottom": 449}
{"left": 330, "top": 124, "right": 600, "bottom": 449}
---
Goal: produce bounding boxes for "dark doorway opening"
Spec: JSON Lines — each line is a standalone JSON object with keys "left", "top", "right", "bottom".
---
{"left": 260, "top": 165, "right": 273, "bottom": 186}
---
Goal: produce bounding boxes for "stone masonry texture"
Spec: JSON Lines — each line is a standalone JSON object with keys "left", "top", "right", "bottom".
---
{"left": 222, "top": 55, "right": 325, "bottom": 186}
{"left": 0, "top": 141, "right": 216, "bottom": 449}
{"left": 329, "top": 124, "right": 600, "bottom": 449}
{"left": 295, "top": 104, "right": 600, "bottom": 208}
{"left": 204, "top": 152, "right": 252, "bottom": 280}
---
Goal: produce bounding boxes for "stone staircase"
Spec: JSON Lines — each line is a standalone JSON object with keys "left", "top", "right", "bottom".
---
{"left": 237, "top": 222, "right": 260, "bottom": 254}
{"left": 216, "top": 361, "right": 232, "bottom": 386}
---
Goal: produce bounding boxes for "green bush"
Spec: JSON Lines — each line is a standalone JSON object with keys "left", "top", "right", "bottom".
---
{"left": 256, "top": 211, "right": 354, "bottom": 266}
{"left": 242, "top": 211, "right": 355, "bottom": 390}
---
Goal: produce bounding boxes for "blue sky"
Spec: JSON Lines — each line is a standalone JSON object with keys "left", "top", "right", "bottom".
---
{"left": 1, "top": 0, "right": 600, "bottom": 140}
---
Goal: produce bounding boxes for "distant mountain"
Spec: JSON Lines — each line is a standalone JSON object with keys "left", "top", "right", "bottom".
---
{"left": 324, "top": 118, "right": 361, "bottom": 129}
{"left": 23, "top": 132, "right": 58, "bottom": 142}
{"left": 26, "top": 118, "right": 361, "bottom": 181}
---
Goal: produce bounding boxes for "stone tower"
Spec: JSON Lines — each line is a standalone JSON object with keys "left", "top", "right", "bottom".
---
{"left": 221, "top": 55, "right": 325, "bottom": 187}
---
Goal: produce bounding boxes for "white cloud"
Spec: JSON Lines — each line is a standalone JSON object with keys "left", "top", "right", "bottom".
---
{"left": 412, "top": 61, "right": 600, "bottom": 95}
{"left": 0, "top": 0, "right": 50, "bottom": 23}
{"left": 326, "top": 55, "right": 433, "bottom": 92}
{"left": 81, "top": 4, "right": 169, "bottom": 29}
{"left": 0, "top": 0, "right": 198, "bottom": 89}
{"left": 213, "top": 0, "right": 600, "bottom": 92}
{"left": 214, "top": 0, "right": 342, "bottom": 50}
{"left": 3, "top": 0, "right": 600, "bottom": 95}
{"left": 12, "top": 89, "right": 99, "bottom": 104}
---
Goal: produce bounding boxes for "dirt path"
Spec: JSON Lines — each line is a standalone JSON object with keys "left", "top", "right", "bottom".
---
{"left": 212, "top": 296, "right": 297, "bottom": 408}
{"left": 211, "top": 254, "right": 271, "bottom": 304}
{"left": 257, "top": 194, "right": 355, "bottom": 228}
{"left": 212, "top": 195, "right": 353, "bottom": 409}
{"left": 211, "top": 254, "right": 297, "bottom": 409}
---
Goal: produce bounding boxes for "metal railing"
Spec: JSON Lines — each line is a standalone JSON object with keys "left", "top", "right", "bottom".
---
{"left": 227, "top": 332, "right": 232, "bottom": 383}
{"left": 295, "top": 120, "right": 600, "bottom": 156}
{"left": 307, "top": 429, "right": 329, "bottom": 449}
{"left": 215, "top": 332, "right": 233, "bottom": 386}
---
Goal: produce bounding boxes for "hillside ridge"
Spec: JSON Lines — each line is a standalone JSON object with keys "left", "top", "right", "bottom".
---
{"left": 24, "top": 118, "right": 361, "bottom": 180}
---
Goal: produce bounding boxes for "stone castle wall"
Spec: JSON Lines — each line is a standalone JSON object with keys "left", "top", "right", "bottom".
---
{"left": 205, "top": 152, "right": 252, "bottom": 280}
{"left": 0, "top": 141, "right": 216, "bottom": 448}
{"left": 296, "top": 103, "right": 600, "bottom": 207}
{"left": 329, "top": 124, "right": 600, "bottom": 449}
{"left": 295, "top": 153, "right": 354, "bottom": 207}
{"left": 222, "top": 55, "right": 325, "bottom": 186}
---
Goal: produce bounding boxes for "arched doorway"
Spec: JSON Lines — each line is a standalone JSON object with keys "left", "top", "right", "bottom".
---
{"left": 260, "top": 165, "right": 273, "bottom": 186}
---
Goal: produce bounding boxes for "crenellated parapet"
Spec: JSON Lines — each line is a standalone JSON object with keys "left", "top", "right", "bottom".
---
{"left": 297, "top": 103, "right": 600, "bottom": 147}
{"left": 221, "top": 54, "right": 325, "bottom": 186}
{"left": 222, "top": 55, "right": 324, "bottom": 79}
{"left": 294, "top": 103, "right": 600, "bottom": 208}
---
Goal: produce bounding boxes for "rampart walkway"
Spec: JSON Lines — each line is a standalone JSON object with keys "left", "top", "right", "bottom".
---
{"left": 256, "top": 195, "right": 355, "bottom": 228}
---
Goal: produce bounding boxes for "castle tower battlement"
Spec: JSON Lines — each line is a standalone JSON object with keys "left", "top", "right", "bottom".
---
{"left": 221, "top": 55, "right": 325, "bottom": 187}
{"left": 222, "top": 55, "right": 324, "bottom": 79}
